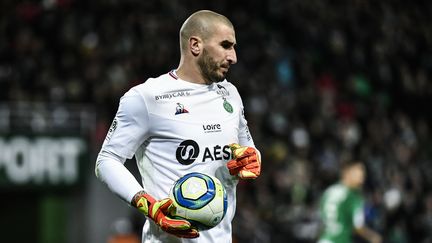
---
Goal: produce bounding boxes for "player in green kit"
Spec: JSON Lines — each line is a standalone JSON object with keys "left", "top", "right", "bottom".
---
{"left": 318, "top": 161, "right": 382, "bottom": 243}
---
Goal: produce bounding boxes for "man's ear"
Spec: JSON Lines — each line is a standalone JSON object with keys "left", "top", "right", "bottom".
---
{"left": 189, "top": 36, "right": 201, "bottom": 56}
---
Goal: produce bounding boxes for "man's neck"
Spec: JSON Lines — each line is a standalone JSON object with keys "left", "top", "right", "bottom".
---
{"left": 176, "top": 59, "right": 208, "bottom": 85}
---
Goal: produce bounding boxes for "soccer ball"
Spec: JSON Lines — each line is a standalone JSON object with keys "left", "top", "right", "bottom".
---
{"left": 169, "top": 172, "right": 227, "bottom": 230}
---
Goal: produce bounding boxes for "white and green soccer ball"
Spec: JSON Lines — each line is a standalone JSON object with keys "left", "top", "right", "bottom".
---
{"left": 169, "top": 172, "right": 227, "bottom": 230}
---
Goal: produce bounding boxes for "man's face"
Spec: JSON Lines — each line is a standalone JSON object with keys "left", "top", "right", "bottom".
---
{"left": 197, "top": 24, "right": 237, "bottom": 84}
{"left": 346, "top": 164, "right": 366, "bottom": 188}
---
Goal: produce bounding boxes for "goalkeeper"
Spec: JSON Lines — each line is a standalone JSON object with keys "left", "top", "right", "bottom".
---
{"left": 95, "top": 10, "right": 261, "bottom": 243}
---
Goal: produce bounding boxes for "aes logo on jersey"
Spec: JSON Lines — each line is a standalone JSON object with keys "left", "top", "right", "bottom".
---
{"left": 176, "top": 140, "right": 200, "bottom": 165}
{"left": 176, "top": 139, "right": 231, "bottom": 165}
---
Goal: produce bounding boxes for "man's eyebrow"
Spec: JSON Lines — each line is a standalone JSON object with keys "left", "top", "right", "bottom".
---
{"left": 220, "top": 40, "right": 236, "bottom": 46}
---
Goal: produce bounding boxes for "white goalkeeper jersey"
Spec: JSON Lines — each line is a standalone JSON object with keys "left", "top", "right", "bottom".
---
{"left": 99, "top": 70, "right": 256, "bottom": 243}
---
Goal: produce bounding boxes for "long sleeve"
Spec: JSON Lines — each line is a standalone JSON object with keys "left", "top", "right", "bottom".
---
{"left": 95, "top": 88, "right": 150, "bottom": 203}
{"left": 95, "top": 150, "right": 143, "bottom": 203}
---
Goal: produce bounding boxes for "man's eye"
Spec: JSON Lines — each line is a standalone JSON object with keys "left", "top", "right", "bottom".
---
{"left": 221, "top": 42, "right": 234, "bottom": 49}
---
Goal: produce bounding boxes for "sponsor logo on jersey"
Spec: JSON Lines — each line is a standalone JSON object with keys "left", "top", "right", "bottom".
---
{"left": 216, "top": 84, "right": 230, "bottom": 96}
{"left": 155, "top": 91, "right": 191, "bottom": 101}
{"left": 175, "top": 103, "right": 189, "bottom": 115}
{"left": 176, "top": 140, "right": 200, "bottom": 165}
{"left": 105, "top": 118, "right": 118, "bottom": 141}
{"left": 202, "top": 124, "right": 222, "bottom": 133}
{"left": 242, "top": 109, "right": 252, "bottom": 141}
{"left": 175, "top": 139, "right": 232, "bottom": 164}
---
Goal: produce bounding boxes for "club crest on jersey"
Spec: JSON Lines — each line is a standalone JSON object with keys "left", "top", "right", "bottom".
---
{"left": 175, "top": 103, "right": 189, "bottom": 115}
{"left": 223, "top": 98, "right": 233, "bottom": 113}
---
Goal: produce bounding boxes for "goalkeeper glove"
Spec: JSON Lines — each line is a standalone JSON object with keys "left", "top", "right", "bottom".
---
{"left": 132, "top": 191, "right": 199, "bottom": 238}
{"left": 227, "top": 143, "right": 261, "bottom": 179}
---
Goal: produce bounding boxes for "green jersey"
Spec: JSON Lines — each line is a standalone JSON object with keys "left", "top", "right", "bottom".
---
{"left": 318, "top": 183, "right": 365, "bottom": 243}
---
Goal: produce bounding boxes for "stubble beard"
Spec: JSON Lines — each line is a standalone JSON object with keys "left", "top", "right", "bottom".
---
{"left": 197, "top": 48, "right": 227, "bottom": 84}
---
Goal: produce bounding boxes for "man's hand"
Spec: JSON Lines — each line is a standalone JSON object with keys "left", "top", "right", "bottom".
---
{"left": 355, "top": 226, "right": 382, "bottom": 243}
{"left": 132, "top": 191, "right": 199, "bottom": 238}
{"left": 227, "top": 143, "right": 261, "bottom": 179}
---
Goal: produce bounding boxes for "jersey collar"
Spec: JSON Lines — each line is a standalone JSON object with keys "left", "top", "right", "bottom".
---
{"left": 168, "top": 70, "right": 178, "bottom": 80}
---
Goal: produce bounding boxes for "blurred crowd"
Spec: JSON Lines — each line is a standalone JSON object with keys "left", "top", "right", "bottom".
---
{"left": 1, "top": 0, "right": 432, "bottom": 242}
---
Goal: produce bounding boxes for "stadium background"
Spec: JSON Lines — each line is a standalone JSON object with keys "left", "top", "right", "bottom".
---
{"left": 1, "top": 0, "right": 432, "bottom": 242}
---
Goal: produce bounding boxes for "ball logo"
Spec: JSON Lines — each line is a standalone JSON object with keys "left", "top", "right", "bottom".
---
{"left": 176, "top": 140, "right": 200, "bottom": 165}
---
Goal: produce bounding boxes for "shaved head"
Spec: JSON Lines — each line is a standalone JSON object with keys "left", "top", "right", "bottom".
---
{"left": 180, "top": 10, "right": 234, "bottom": 54}
{"left": 176, "top": 10, "right": 237, "bottom": 84}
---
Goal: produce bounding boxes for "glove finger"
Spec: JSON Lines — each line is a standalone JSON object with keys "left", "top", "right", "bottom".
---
{"left": 232, "top": 147, "right": 255, "bottom": 159}
{"left": 245, "top": 166, "right": 261, "bottom": 176}
{"left": 229, "top": 143, "right": 247, "bottom": 158}
{"left": 165, "top": 227, "right": 199, "bottom": 238}
{"left": 227, "top": 158, "right": 249, "bottom": 170}
{"left": 227, "top": 161, "right": 246, "bottom": 176}
{"left": 228, "top": 166, "right": 242, "bottom": 176}
{"left": 244, "top": 161, "right": 261, "bottom": 176}
{"left": 227, "top": 156, "right": 258, "bottom": 175}
{"left": 160, "top": 216, "right": 192, "bottom": 230}
{"left": 244, "top": 161, "right": 260, "bottom": 170}
{"left": 150, "top": 198, "right": 172, "bottom": 219}
{"left": 239, "top": 161, "right": 261, "bottom": 178}
{"left": 238, "top": 169, "right": 258, "bottom": 179}
{"left": 228, "top": 143, "right": 241, "bottom": 152}
{"left": 157, "top": 198, "right": 173, "bottom": 212}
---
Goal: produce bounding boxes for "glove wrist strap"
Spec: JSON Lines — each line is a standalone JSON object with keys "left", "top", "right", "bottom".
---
{"left": 132, "top": 191, "right": 154, "bottom": 216}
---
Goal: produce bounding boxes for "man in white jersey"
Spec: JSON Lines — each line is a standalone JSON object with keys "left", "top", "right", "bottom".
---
{"left": 95, "top": 10, "right": 262, "bottom": 243}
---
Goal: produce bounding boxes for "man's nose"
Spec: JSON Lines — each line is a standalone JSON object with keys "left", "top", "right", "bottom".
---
{"left": 227, "top": 50, "right": 237, "bottom": 65}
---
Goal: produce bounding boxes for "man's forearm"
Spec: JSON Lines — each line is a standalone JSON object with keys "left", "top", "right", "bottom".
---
{"left": 95, "top": 150, "right": 143, "bottom": 203}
